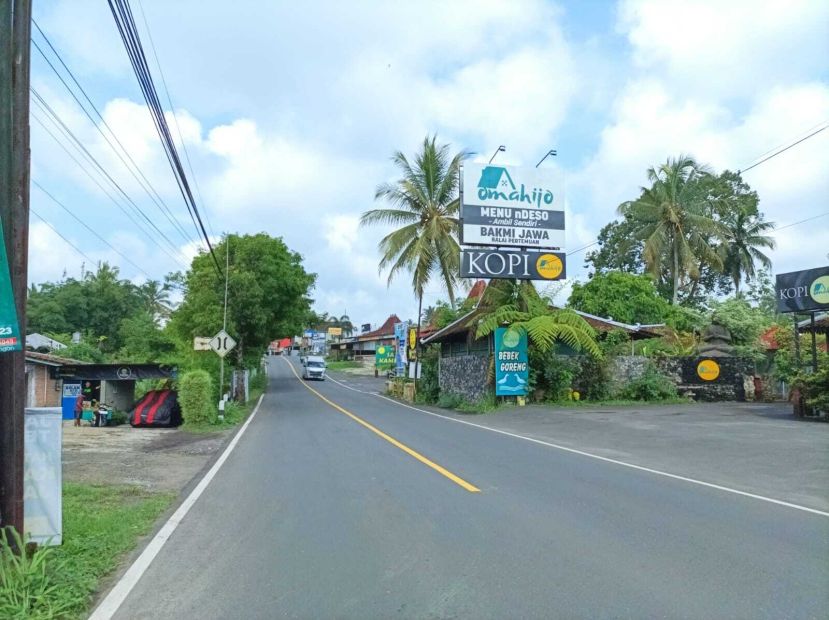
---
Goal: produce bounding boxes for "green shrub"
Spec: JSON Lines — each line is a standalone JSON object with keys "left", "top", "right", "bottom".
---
{"left": 416, "top": 345, "right": 441, "bottom": 404}
{"left": 456, "top": 392, "right": 497, "bottom": 414}
{"left": 179, "top": 370, "right": 216, "bottom": 426}
{"left": 250, "top": 368, "right": 268, "bottom": 391}
{"left": 0, "top": 529, "right": 76, "bottom": 619}
{"left": 541, "top": 356, "right": 579, "bottom": 401}
{"left": 573, "top": 356, "right": 611, "bottom": 401}
{"left": 793, "top": 359, "right": 829, "bottom": 413}
{"left": 621, "top": 363, "right": 677, "bottom": 401}
{"left": 109, "top": 409, "right": 128, "bottom": 426}
{"left": 437, "top": 391, "right": 464, "bottom": 409}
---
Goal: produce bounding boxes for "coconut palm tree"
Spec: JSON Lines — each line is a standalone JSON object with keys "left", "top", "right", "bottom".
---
{"left": 138, "top": 280, "right": 172, "bottom": 317}
{"left": 472, "top": 281, "right": 601, "bottom": 357}
{"left": 720, "top": 208, "right": 775, "bottom": 296}
{"left": 620, "top": 155, "right": 727, "bottom": 304}
{"left": 338, "top": 314, "right": 354, "bottom": 337}
{"left": 361, "top": 135, "right": 468, "bottom": 313}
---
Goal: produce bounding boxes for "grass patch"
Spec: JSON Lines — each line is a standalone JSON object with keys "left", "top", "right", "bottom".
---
{"left": 183, "top": 384, "right": 265, "bottom": 434}
{"left": 0, "top": 483, "right": 175, "bottom": 619}
{"left": 539, "top": 396, "right": 691, "bottom": 408}
{"left": 325, "top": 360, "right": 362, "bottom": 371}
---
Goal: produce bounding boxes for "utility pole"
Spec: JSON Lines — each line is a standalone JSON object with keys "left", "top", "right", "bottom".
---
{"left": 218, "top": 236, "right": 229, "bottom": 413}
{"left": 0, "top": 0, "right": 32, "bottom": 537}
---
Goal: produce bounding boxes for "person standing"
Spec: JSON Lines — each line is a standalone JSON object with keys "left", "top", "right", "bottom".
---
{"left": 73, "top": 393, "right": 84, "bottom": 427}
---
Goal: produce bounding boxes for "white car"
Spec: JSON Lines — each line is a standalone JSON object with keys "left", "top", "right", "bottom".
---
{"left": 302, "top": 356, "right": 326, "bottom": 381}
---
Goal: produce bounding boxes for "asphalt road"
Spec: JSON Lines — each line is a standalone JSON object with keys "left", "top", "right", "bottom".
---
{"left": 111, "top": 357, "right": 829, "bottom": 619}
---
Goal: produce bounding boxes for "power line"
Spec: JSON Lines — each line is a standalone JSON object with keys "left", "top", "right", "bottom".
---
{"left": 30, "top": 208, "right": 96, "bottom": 264}
{"left": 30, "top": 108, "right": 190, "bottom": 269}
{"left": 32, "top": 180, "right": 153, "bottom": 279}
{"left": 30, "top": 87, "right": 190, "bottom": 264}
{"left": 738, "top": 123, "right": 829, "bottom": 174}
{"left": 741, "top": 119, "right": 829, "bottom": 168}
{"left": 571, "top": 124, "right": 829, "bottom": 258}
{"left": 135, "top": 0, "right": 216, "bottom": 237}
{"left": 771, "top": 210, "right": 829, "bottom": 233}
{"left": 108, "top": 0, "right": 222, "bottom": 275}
{"left": 29, "top": 21, "right": 199, "bottom": 248}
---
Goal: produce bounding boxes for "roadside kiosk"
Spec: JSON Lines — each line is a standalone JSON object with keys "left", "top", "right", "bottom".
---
{"left": 55, "top": 363, "right": 177, "bottom": 421}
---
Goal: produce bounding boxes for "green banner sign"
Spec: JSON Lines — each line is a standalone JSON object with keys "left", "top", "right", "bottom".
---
{"left": 494, "top": 327, "right": 528, "bottom": 396}
{"left": 375, "top": 344, "right": 395, "bottom": 369}
{"left": 0, "top": 220, "right": 21, "bottom": 353}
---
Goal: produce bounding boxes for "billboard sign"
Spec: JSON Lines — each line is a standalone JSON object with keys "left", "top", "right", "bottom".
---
{"left": 327, "top": 327, "right": 343, "bottom": 337}
{"left": 311, "top": 331, "right": 326, "bottom": 353}
{"left": 0, "top": 213, "right": 21, "bottom": 353}
{"left": 461, "top": 249, "right": 566, "bottom": 280}
{"left": 407, "top": 326, "right": 418, "bottom": 360}
{"left": 494, "top": 327, "right": 528, "bottom": 396}
{"left": 375, "top": 344, "right": 395, "bottom": 369}
{"left": 775, "top": 266, "right": 829, "bottom": 313}
{"left": 461, "top": 162, "right": 565, "bottom": 250}
{"left": 394, "top": 322, "right": 408, "bottom": 374}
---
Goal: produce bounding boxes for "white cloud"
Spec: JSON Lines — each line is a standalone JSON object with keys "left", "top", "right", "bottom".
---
{"left": 28, "top": 0, "right": 828, "bottom": 326}
{"left": 566, "top": 1, "right": 829, "bottom": 281}
{"left": 619, "top": 0, "right": 829, "bottom": 100}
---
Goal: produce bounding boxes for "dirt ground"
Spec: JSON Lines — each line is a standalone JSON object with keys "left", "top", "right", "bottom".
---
{"left": 62, "top": 421, "right": 231, "bottom": 492}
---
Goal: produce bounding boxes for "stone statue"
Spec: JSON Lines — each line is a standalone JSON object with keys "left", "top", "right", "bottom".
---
{"left": 698, "top": 323, "right": 734, "bottom": 357}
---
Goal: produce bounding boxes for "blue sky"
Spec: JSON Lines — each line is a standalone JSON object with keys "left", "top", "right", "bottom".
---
{"left": 28, "top": 0, "right": 829, "bottom": 328}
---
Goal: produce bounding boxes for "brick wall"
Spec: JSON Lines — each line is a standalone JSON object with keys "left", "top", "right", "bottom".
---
{"left": 25, "top": 364, "right": 62, "bottom": 408}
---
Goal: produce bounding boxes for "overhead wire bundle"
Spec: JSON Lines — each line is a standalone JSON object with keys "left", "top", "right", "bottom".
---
{"left": 107, "top": 0, "right": 222, "bottom": 275}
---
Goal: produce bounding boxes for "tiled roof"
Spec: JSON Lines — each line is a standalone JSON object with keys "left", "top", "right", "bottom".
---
{"left": 25, "top": 350, "right": 87, "bottom": 366}
{"left": 357, "top": 314, "right": 401, "bottom": 340}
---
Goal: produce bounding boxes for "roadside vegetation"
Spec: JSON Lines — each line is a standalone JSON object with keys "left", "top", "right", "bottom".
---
{"left": 369, "top": 138, "right": 827, "bottom": 415}
{"left": 325, "top": 360, "right": 362, "bottom": 371}
{"left": 27, "top": 233, "right": 311, "bottom": 424}
{"left": 0, "top": 483, "right": 173, "bottom": 620}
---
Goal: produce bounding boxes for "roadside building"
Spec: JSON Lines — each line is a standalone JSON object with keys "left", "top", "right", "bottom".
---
{"left": 24, "top": 351, "right": 77, "bottom": 408}
{"left": 25, "top": 333, "right": 67, "bottom": 352}
{"left": 422, "top": 283, "right": 665, "bottom": 402}
{"left": 336, "top": 314, "right": 401, "bottom": 362}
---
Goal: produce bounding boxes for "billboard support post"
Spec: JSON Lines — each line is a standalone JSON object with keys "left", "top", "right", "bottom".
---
{"left": 810, "top": 312, "right": 818, "bottom": 372}
{"left": 793, "top": 314, "right": 801, "bottom": 370}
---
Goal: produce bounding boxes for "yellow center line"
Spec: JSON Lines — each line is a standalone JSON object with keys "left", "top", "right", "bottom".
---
{"left": 283, "top": 358, "right": 480, "bottom": 493}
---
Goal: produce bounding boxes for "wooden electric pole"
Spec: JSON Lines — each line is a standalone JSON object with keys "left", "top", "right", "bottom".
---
{"left": 0, "top": 0, "right": 32, "bottom": 536}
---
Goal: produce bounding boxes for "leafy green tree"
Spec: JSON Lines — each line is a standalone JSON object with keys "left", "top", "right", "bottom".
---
{"left": 745, "top": 268, "right": 776, "bottom": 315}
{"left": 472, "top": 281, "right": 600, "bottom": 356}
{"left": 720, "top": 208, "right": 775, "bottom": 296}
{"left": 584, "top": 215, "right": 644, "bottom": 277}
{"left": 83, "top": 263, "right": 138, "bottom": 351}
{"left": 118, "top": 312, "right": 177, "bottom": 362}
{"left": 709, "top": 298, "right": 772, "bottom": 346}
{"left": 169, "top": 233, "right": 315, "bottom": 371}
{"left": 568, "top": 272, "right": 671, "bottom": 325}
{"left": 59, "top": 341, "right": 107, "bottom": 363}
{"left": 621, "top": 155, "right": 726, "bottom": 305}
{"left": 137, "top": 280, "right": 172, "bottom": 319}
{"left": 361, "top": 135, "right": 468, "bottom": 326}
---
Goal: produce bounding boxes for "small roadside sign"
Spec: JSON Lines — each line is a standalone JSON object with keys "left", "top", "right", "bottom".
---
{"left": 209, "top": 330, "right": 237, "bottom": 358}
{"left": 193, "top": 336, "right": 212, "bottom": 351}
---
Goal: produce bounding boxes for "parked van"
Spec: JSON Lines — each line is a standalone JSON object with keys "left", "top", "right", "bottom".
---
{"left": 302, "top": 356, "right": 326, "bottom": 381}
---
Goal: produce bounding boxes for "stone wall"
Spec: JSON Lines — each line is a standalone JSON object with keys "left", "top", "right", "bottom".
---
{"left": 610, "top": 355, "right": 756, "bottom": 401}
{"left": 439, "top": 353, "right": 490, "bottom": 402}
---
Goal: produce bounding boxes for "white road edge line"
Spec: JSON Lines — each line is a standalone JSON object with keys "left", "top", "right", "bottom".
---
{"left": 325, "top": 375, "right": 829, "bottom": 518}
{"left": 89, "top": 393, "right": 266, "bottom": 620}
